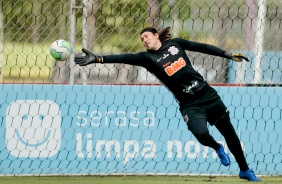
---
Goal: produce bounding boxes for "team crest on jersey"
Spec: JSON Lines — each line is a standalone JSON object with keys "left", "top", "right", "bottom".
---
{"left": 168, "top": 46, "right": 179, "bottom": 55}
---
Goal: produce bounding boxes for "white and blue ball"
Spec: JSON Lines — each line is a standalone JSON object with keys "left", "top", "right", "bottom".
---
{"left": 50, "top": 39, "right": 72, "bottom": 61}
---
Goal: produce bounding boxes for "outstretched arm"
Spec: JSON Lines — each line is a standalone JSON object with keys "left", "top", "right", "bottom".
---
{"left": 74, "top": 48, "right": 145, "bottom": 66}
{"left": 173, "top": 38, "right": 249, "bottom": 62}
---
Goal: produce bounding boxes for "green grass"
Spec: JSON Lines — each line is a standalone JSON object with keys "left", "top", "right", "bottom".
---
{"left": 1, "top": 42, "right": 56, "bottom": 82}
{"left": 0, "top": 41, "right": 115, "bottom": 83}
{"left": 0, "top": 175, "right": 282, "bottom": 184}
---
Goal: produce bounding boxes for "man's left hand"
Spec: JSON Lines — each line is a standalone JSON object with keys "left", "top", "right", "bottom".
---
{"left": 232, "top": 53, "right": 250, "bottom": 62}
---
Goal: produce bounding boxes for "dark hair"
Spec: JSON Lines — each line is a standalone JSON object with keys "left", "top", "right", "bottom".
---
{"left": 140, "top": 26, "right": 172, "bottom": 42}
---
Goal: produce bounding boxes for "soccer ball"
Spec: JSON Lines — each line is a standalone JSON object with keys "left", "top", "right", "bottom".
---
{"left": 50, "top": 39, "right": 72, "bottom": 61}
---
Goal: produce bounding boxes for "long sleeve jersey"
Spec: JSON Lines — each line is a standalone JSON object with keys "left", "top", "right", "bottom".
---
{"left": 101, "top": 38, "right": 231, "bottom": 105}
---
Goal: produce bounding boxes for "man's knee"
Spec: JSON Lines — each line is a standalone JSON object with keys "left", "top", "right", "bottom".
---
{"left": 194, "top": 133, "right": 213, "bottom": 146}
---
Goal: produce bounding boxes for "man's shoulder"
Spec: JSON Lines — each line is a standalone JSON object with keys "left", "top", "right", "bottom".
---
{"left": 171, "top": 38, "right": 189, "bottom": 43}
{"left": 163, "top": 38, "right": 187, "bottom": 46}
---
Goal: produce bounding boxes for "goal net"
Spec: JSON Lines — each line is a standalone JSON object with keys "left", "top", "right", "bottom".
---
{"left": 0, "top": 0, "right": 281, "bottom": 176}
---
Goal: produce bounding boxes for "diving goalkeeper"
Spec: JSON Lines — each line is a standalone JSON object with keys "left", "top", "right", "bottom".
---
{"left": 74, "top": 27, "right": 261, "bottom": 182}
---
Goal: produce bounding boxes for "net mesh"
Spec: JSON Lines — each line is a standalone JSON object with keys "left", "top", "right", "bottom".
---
{"left": 0, "top": 0, "right": 281, "bottom": 176}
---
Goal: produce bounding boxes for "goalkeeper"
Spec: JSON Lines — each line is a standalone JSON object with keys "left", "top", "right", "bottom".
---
{"left": 75, "top": 27, "right": 261, "bottom": 182}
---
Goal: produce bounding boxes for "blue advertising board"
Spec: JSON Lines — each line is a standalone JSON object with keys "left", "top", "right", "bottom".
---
{"left": 0, "top": 84, "right": 281, "bottom": 175}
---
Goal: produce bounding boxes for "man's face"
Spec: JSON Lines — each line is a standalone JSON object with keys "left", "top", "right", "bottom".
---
{"left": 140, "top": 31, "right": 161, "bottom": 51}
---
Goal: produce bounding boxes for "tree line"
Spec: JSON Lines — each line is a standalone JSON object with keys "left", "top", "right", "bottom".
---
{"left": 1, "top": 0, "right": 282, "bottom": 52}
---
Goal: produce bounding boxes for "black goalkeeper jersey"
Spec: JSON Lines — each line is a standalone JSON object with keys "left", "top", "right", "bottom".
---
{"left": 102, "top": 38, "right": 230, "bottom": 105}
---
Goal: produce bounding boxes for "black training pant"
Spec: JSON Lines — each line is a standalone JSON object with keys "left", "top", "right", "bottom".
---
{"left": 180, "top": 87, "right": 249, "bottom": 171}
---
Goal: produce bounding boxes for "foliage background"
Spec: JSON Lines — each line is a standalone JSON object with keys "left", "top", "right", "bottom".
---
{"left": 1, "top": 0, "right": 282, "bottom": 83}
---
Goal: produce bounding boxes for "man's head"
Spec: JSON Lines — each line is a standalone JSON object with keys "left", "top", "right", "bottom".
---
{"left": 140, "top": 27, "right": 162, "bottom": 51}
{"left": 140, "top": 27, "right": 172, "bottom": 51}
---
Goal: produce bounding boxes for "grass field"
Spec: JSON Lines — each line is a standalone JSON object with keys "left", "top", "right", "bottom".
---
{"left": 1, "top": 42, "right": 55, "bottom": 82}
{"left": 0, "top": 175, "right": 282, "bottom": 184}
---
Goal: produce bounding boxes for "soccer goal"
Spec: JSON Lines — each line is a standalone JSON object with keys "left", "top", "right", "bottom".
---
{"left": 0, "top": 0, "right": 281, "bottom": 176}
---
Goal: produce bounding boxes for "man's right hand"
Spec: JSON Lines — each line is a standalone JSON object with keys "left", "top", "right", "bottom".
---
{"left": 74, "top": 48, "right": 103, "bottom": 66}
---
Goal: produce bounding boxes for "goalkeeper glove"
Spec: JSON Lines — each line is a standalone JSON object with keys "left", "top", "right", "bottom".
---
{"left": 74, "top": 48, "right": 103, "bottom": 66}
{"left": 225, "top": 52, "right": 250, "bottom": 62}
{"left": 231, "top": 53, "right": 250, "bottom": 62}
